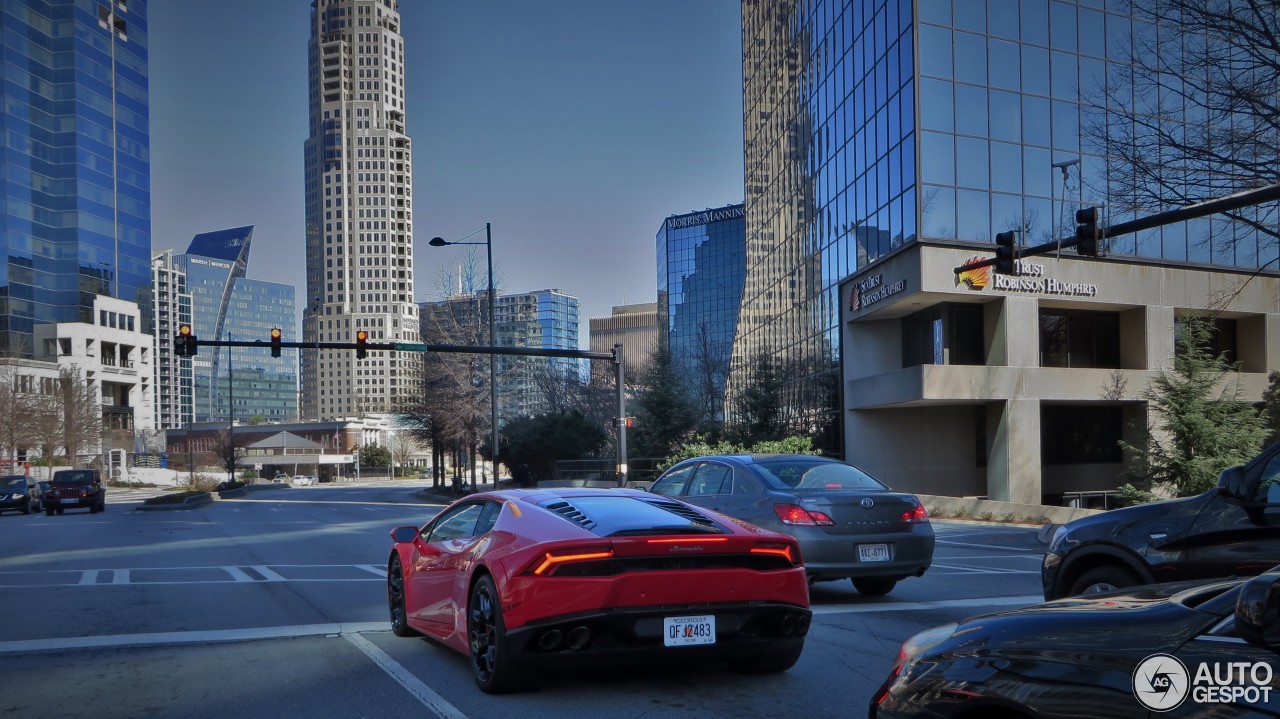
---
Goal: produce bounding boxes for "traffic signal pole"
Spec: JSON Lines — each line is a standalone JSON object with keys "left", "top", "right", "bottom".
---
{"left": 177, "top": 335, "right": 632, "bottom": 487}
{"left": 955, "top": 181, "right": 1280, "bottom": 275}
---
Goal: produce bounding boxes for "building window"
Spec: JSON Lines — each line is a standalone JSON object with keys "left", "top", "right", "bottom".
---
{"left": 1039, "top": 310, "right": 1120, "bottom": 368}
{"left": 902, "top": 303, "right": 985, "bottom": 367}
{"left": 1175, "top": 316, "right": 1237, "bottom": 365}
{"left": 1041, "top": 405, "right": 1123, "bottom": 464}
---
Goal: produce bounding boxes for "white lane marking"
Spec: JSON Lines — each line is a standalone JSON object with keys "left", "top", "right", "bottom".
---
{"left": 224, "top": 566, "right": 254, "bottom": 582}
{"left": 252, "top": 565, "right": 287, "bottom": 582}
{"left": 78, "top": 570, "right": 97, "bottom": 586}
{"left": 931, "top": 562, "right": 1034, "bottom": 574}
{"left": 812, "top": 594, "right": 1042, "bottom": 615}
{"left": 940, "top": 554, "right": 1043, "bottom": 560}
{"left": 0, "top": 622, "right": 388, "bottom": 654}
{"left": 112, "top": 569, "right": 129, "bottom": 584}
{"left": 344, "top": 633, "right": 469, "bottom": 719}
{"left": 358, "top": 564, "right": 387, "bottom": 577}
{"left": 936, "top": 539, "right": 1039, "bottom": 552}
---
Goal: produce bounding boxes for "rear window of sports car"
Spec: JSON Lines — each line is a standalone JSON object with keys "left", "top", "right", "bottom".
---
{"left": 539, "top": 496, "right": 727, "bottom": 537}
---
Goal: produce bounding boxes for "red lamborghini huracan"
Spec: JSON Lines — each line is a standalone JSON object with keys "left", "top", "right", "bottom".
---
{"left": 387, "top": 487, "right": 812, "bottom": 693}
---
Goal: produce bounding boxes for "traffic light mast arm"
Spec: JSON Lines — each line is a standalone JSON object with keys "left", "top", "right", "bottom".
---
{"left": 954, "top": 181, "right": 1280, "bottom": 274}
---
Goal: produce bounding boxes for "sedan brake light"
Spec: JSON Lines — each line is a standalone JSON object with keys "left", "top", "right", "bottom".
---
{"left": 900, "top": 505, "right": 929, "bottom": 524}
{"left": 773, "top": 503, "right": 835, "bottom": 526}
{"left": 529, "top": 547, "right": 614, "bottom": 576}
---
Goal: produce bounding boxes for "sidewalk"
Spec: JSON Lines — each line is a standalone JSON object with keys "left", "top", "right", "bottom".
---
{"left": 414, "top": 475, "right": 513, "bottom": 504}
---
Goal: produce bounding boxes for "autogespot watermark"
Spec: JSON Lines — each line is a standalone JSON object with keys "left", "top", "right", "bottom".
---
{"left": 1133, "top": 654, "right": 1274, "bottom": 711}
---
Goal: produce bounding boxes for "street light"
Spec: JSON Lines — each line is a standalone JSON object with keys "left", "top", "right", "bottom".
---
{"left": 430, "top": 223, "right": 497, "bottom": 491}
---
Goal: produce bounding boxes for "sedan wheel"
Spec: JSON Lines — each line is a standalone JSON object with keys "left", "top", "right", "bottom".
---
{"left": 386, "top": 556, "right": 419, "bottom": 638}
{"left": 1068, "top": 565, "right": 1139, "bottom": 596}
{"left": 468, "top": 574, "right": 528, "bottom": 694}
{"left": 20, "top": 499, "right": 30, "bottom": 515}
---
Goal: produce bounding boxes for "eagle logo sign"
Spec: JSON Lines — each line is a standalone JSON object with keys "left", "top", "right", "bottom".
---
{"left": 958, "top": 257, "right": 991, "bottom": 290}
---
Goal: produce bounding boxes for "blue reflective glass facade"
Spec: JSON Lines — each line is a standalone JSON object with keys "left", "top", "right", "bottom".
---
{"left": 179, "top": 226, "right": 298, "bottom": 423}
{"left": 495, "top": 289, "right": 580, "bottom": 422}
{"left": 657, "top": 204, "right": 746, "bottom": 423}
{"left": 0, "top": 0, "right": 152, "bottom": 355}
{"left": 739, "top": 0, "right": 1275, "bottom": 455}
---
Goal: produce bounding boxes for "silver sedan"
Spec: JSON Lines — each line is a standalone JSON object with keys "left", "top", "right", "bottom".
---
{"left": 649, "top": 454, "right": 935, "bottom": 595}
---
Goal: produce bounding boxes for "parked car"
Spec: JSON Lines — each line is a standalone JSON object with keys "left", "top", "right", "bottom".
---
{"left": 387, "top": 487, "right": 811, "bottom": 694}
{"left": 0, "top": 475, "right": 42, "bottom": 514}
{"left": 44, "top": 469, "right": 105, "bottom": 515}
{"left": 1043, "top": 441, "right": 1280, "bottom": 600}
{"left": 292, "top": 475, "right": 318, "bottom": 486}
{"left": 872, "top": 569, "right": 1280, "bottom": 718}
{"left": 649, "top": 454, "right": 934, "bottom": 595}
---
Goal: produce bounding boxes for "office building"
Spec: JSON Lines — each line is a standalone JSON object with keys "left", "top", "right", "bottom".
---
{"left": 178, "top": 227, "right": 297, "bottom": 424}
{"left": 151, "top": 250, "right": 193, "bottom": 430}
{"left": 743, "top": 0, "right": 1280, "bottom": 502}
{"left": 658, "top": 205, "right": 746, "bottom": 425}
{"left": 0, "top": 0, "right": 153, "bottom": 356}
{"left": 589, "top": 302, "right": 658, "bottom": 375}
{"left": 495, "top": 289, "right": 580, "bottom": 422}
{"left": 302, "top": 0, "right": 418, "bottom": 420}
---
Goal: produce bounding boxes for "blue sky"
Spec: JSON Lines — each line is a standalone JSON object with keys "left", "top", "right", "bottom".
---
{"left": 148, "top": 1, "right": 744, "bottom": 346}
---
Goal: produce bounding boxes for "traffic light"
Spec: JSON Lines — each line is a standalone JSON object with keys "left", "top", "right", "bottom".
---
{"left": 1076, "top": 206, "right": 1102, "bottom": 256}
{"left": 355, "top": 330, "right": 368, "bottom": 360}
{"left": 174, "top": 324, "right": 197, "bottom": 357}
{"left": 995, "top": 230, "right": 1019, "bottom": 275}
{"left": 270, "top": 327, "right": 282, "bottom": 358}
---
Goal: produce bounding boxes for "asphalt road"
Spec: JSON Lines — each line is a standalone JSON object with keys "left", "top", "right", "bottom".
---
{"left": 0, "top": 481, "right": 1046, "bottom": 719}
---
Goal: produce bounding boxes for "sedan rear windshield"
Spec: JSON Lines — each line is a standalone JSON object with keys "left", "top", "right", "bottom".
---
{"left": 751, "top": 460, "right": 887, "bottom": 491}
{"left": 52, "top": 471, "right": 95, "bottom": 484}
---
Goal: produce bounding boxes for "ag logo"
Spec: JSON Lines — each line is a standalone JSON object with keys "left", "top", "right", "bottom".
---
{"left": 1133, "top": 653, "right": 1190, "bottom": 711}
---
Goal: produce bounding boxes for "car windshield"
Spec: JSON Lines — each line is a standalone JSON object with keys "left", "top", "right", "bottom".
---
{"left": 751, "top": 459, "right": 887, "bottom": 491}
{"left": 53, "top": 471, "right": 94, "bottom": 484}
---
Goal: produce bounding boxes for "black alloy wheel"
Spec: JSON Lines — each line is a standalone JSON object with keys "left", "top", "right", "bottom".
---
{"left": 467, "top": 574, "right": 527, "bottom": 694}
{"left": 20, "top": 498, "right": 30, "bottom": 515}
{"left": 1068, "top": 565, "right": 1140, "bottom": 597}
{"left": 45, "top": 506, "right": 54, "bottom": 516}
{"left": 387, "top": 556, "right": 419, "bottom": 637}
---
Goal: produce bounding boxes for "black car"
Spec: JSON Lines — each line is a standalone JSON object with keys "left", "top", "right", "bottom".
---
{"left": 0, "top": 475, "right": 42, "bottom": 514}
{"left": 650, "top": 454, "right": 934, "bottom": 595}
{"left": 871, "top": 570, "right": 1280, "bottom": 718}
{"left": 1042, "top": 441, "right": 1280, "bottom": 600}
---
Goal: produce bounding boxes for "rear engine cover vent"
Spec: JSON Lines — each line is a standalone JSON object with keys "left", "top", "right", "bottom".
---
{"left": 642, "top": 499, "right": 716, "bottom": 528}
{"left": 544, "top": 500, "right": 596, "bottom": 530}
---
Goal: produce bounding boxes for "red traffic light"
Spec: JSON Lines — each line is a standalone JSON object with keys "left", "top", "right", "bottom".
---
{"left": 270, "top": 327, "right": 283, "bottom": 357}
{"left": 179, "top": 324, "right": 192, "bottom": 337}
{"left": 270, "top": 328, "right": 282, "bottom": 340}
{"left": 355, "top": 330, "right": 368, "bottom": 359}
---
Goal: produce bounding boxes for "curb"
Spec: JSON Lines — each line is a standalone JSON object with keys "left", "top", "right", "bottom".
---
{"left": 135, "top": 492, "right": 214, "bottom": 511}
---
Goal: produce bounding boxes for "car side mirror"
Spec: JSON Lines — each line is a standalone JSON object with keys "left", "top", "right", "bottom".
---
{"left": 1217, "top": 465, "right": 1247, "bottom": 500}
{"left": 1235, "top": 570, "right": 1280, "bottom": 651}
{"left": 389, "top": 526, "right": 419, "bottom": 544}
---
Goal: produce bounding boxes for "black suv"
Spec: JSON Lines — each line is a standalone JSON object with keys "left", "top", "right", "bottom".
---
{"left": 1042, "top": 442, "right": 1280, "bottom": 599}
{"left": 44, "top": 469, "right": 105, "bottom": 515}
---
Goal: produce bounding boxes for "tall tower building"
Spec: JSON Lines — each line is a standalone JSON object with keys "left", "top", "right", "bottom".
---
{"left": 589, "top": 302, "right": 658, "bottom": 375}
{"left": 302, "top": 0, "right": 418, "bottom": 420}
{"left": 178, "top": 227, "right": 297, "bottom": 424}
{"left": 151, "top": 250, "right": 193, "bottom": 430}
{"left": 658, "top": 205, "right": 746, "bottom": 426}
{"left": 495, "top": 289, "right": 580, "bottom": 423}
{"left": 0, "top": 0, "right": 153, "bottom": 356}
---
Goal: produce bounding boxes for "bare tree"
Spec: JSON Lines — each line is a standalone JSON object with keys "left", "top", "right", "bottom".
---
{"left": 0, "top": 363, "right": 37, "bottom": 466}
{"left": 689, "top": 322, "right": 730, "bottom": 436}
{"left": 60, "top": 366, "right": 101, "bottom": 469}
{"left": 210, "top": 429, "right": 243, "bottom": 484}
{"left": 385, "top": 430, "right": 423, "bottom": 476}
{"left": 1086, "top": 0, "right": 1280, "bottom": 259}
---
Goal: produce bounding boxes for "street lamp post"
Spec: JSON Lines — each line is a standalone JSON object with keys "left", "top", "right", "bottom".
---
{"left": 430, "top": 223, "right": 497, "bottom": 493}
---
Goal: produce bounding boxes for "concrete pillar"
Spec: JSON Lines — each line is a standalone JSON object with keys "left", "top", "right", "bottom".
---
{"left": 988, "top": 398, "right": 1042, "bottom": 504}
{"left": 1147, "top": 305, "right": 1176, "bottom": 371}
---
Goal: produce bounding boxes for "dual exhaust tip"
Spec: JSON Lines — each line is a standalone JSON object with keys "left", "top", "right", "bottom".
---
{"left": 537, "top": 625, "right": 590, "bottom": 652}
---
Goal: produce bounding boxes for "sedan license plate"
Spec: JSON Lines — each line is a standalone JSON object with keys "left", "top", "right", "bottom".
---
{"left": 664, "top": 615, "right": 715, "bottom": 647}
{"left": 858, "top": 543, "right": 891, "bottom": 562}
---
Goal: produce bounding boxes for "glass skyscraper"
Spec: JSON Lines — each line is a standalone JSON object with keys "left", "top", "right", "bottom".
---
{"left": 179, "top": 227, "right": 297, "bottom": 424}
{"left": 737, "top": 0, "right": 1275, "bottom": 456}
{"left": 0, "top": 0, "right": 152, "bottom": 356}
{"left": 494, "top": 289, "right": 581, "bottom": 423}
{"left": 657, "top": 205, "right": 746, "bottom": 425}
{"left": 303, "top": 0, "right": 418, "bottom": 421}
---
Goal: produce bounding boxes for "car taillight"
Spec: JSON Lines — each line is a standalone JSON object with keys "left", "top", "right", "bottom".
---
{"left": 749, "top": 541, "right": 800, "bottom": 566}
{"left": 773, "top": 503, "right": 835, "bottom": 526}
{"left": 528, "top": 547, "right": 615, "bottom": 576}
{"left": 900, "top": 505, "right": 929, "bottom": 524}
